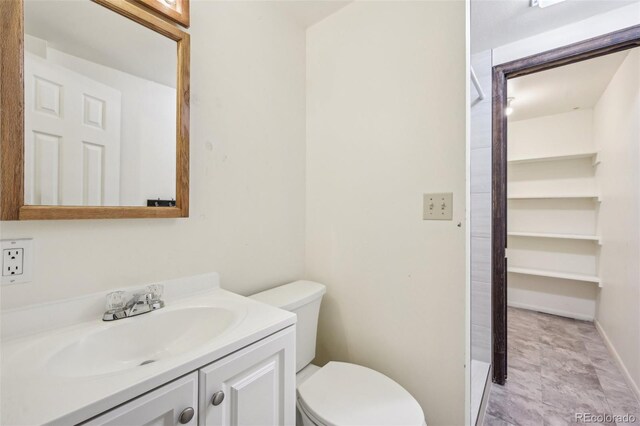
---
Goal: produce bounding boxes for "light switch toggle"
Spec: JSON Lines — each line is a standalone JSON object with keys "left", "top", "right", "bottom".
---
{"left": 423, "top": 193, "right": 453, "bottom": 221}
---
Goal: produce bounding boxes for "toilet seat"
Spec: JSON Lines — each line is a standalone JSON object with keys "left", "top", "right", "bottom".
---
{"left": 297, "top": 362, "right": 425, "bottom": 426}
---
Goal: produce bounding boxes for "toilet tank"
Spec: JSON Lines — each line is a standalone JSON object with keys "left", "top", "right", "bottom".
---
{"left": 250, "top": 281, "right": 326, "bottom": 372}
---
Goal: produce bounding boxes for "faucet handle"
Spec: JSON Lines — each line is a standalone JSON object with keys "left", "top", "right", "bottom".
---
{"left": 106, "top": 291, "right": 126, "bottom": 311}
{"left": 146, "top": 284, "right": 164, "bottom": 301}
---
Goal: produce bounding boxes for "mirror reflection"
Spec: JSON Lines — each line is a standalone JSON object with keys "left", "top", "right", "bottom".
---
{"left": 24, "top": 0, "right": 177, "bottom": 207}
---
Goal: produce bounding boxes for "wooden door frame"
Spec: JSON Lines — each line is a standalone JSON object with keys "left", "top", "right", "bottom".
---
{"left": 491, "top": 25, "right": 640, "bottom": 385}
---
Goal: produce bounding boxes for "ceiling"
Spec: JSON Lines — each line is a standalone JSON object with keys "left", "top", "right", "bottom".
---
{"left": 276, "top": 0, "right": 352, "bottom": 28}
{"left": 24, "top": 0, "right": 352, "bottom": 87}
{"left": 471, "top": 0, "right": 638, "bottom": 53}
{"left": 507, "top": 49, "right": 631, "bottom": 121}
{"left": 24, "top": 0, "right": 176, "bottom": 87}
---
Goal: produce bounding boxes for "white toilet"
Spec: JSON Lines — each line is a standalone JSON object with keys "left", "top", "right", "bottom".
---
{"left": 250, "top": 280, "right": 426, "bottom": 426}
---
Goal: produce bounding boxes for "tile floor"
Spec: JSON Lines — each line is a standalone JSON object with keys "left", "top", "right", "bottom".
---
{"left": 484, "top": 307, "right": 640, "bottom": 426}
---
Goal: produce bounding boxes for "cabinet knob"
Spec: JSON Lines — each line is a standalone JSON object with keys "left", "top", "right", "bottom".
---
{"left": 211, "top": 390, "right": 225, "bottom": 406}
{"left": 179, "top": 407, "right": 195, "bottom": 424}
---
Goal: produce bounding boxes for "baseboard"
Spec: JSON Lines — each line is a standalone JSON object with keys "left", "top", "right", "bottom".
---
{"left": 507, "top": 301, "right": 594, "bottom": 321}
{"left": 475, "top": 364, "right": 492, "bottom": 426}
{"left": 594, "top": 320, "right": 640, "bottom": 404}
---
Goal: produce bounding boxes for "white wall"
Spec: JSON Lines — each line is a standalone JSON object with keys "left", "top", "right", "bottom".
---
{"left": 305, "top": 2, "right": 467, "bottom": 425}
{"left": 508, "top": 110, "right": 598, "bottom": 199}
{"left": 594, "top": 49, "right": 640, "bottom": 394}
{"left": 1, "top": 1, "right": 307, "bottom": 309}
{"left": 508, "top": 110, "right": 595, "bottom": 160}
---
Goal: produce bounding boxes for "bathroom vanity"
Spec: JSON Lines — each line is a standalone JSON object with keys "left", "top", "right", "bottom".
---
{"left": 0, "top": 273, "right": 296, "bottom": 425}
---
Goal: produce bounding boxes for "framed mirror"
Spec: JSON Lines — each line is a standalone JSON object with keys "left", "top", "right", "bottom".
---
{"left": 0, "top": 0, "right": 189, "bottom": 220}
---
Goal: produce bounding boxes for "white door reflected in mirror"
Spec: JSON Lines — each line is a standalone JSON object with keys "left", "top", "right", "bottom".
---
{"left": 23, "top": 0, "right": 177, "bottom": 207}
{"left": 25, "top": 54, "right": 122, "bottom": 206}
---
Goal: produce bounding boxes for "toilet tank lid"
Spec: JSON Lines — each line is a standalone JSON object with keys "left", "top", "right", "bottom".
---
{"left": 249, "top": 280, "right": 326, "bottom": 311}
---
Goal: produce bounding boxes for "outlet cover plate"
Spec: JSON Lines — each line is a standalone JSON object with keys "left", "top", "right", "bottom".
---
{"left": 423, "top": 193, "right": 453, "bottom": 220}
{"left": 3, "top": 248, "right": 24, "bottom": 276}
{"left": 1, "top": 239, "right": 33, "bottom": 285}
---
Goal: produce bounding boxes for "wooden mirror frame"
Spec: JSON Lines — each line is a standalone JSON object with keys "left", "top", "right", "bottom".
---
{"left": 0, "top": 0, "right": 190, "bottom": 220}
{"left": 133, "top": 0, "right": 189, "bottom": 28}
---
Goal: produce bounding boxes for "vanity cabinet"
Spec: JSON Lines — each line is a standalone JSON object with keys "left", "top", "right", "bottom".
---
{"left": 83, "top": 327, "right": 295, "bottom": 426}
{"left": 198, "top": 327, "right": 296, "bottom": 425}
{"left": 85, "top": 372, "right": 199, "bottom": 426}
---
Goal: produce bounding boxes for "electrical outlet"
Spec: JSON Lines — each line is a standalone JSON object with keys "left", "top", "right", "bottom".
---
{"left": 423, "top": 193, "right": 453, "bottom": 220}
{"left": 1, "top": 239, "right": 33, "bottom": 285}
{"left": 3, "top": 248, "right": 24, "bottom": 276}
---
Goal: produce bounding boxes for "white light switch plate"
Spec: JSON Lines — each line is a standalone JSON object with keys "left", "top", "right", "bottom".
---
{"left": 423, "top": 193, "right": 453, "bottom": 220}
{"left": 1, "top": 239, "right": 33, "bottom": 285}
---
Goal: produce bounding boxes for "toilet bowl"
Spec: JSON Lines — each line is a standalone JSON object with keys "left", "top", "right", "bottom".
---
{"left": 296, "top": 362, "right": 425, "bottom": 426}
{"left": 250, "top": 281, "right": 426, "bottom": 426}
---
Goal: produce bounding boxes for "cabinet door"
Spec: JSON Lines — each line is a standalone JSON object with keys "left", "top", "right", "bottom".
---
{"left": 199, "top": 327, "right": 296, "bottom": 426}
{"left": 85, "top": 372, "right": 198, "bottom": 426}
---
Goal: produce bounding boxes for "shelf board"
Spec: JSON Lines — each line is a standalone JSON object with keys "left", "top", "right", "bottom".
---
{"left": 507, "top": 194, "right": 600, "bottom": 201}
{"left": 508, "top": 152, "right": 599, "bottom": 165}
{"left": 508, "top": 232, "right": 601, "bottom": 244}
{"left": 508, "top": 267, "right": 601, "bottom": 285}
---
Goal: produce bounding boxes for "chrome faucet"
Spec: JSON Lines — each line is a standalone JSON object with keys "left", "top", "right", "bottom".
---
{"left": 103, "top": 285, "right": 165, "bottom": 321}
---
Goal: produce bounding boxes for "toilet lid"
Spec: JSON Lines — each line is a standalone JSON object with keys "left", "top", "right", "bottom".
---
{"left": 297, "top": 362, "right": 424, "bottom": 426}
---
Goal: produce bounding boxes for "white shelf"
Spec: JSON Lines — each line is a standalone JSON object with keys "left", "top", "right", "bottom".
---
{"left": 508, "top": 152, "right": 599, "bottom": 165}
{"left": 508, "top": 232, "right": 601, "bottom": 244}
{"left": 508, "top": 266, "right": 601, "bottom": 285}
{"left": 507, "top": 194, "right": 600, "bottom": 201}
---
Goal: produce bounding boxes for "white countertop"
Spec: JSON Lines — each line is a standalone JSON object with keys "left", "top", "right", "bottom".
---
{"left": 1, "top": 274, "right": 295, "bottom": 425}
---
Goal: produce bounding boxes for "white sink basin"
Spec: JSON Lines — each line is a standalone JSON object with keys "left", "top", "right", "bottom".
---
{"left": 2, "top": 275, "right": 297, "bottom": 426}
{"left": 47, "top": 307, "right": 240, "bottom": 377}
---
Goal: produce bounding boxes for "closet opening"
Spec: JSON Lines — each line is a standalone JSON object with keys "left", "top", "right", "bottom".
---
{"left": 491, "top": 25, "right": 640, "bottom": 389}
